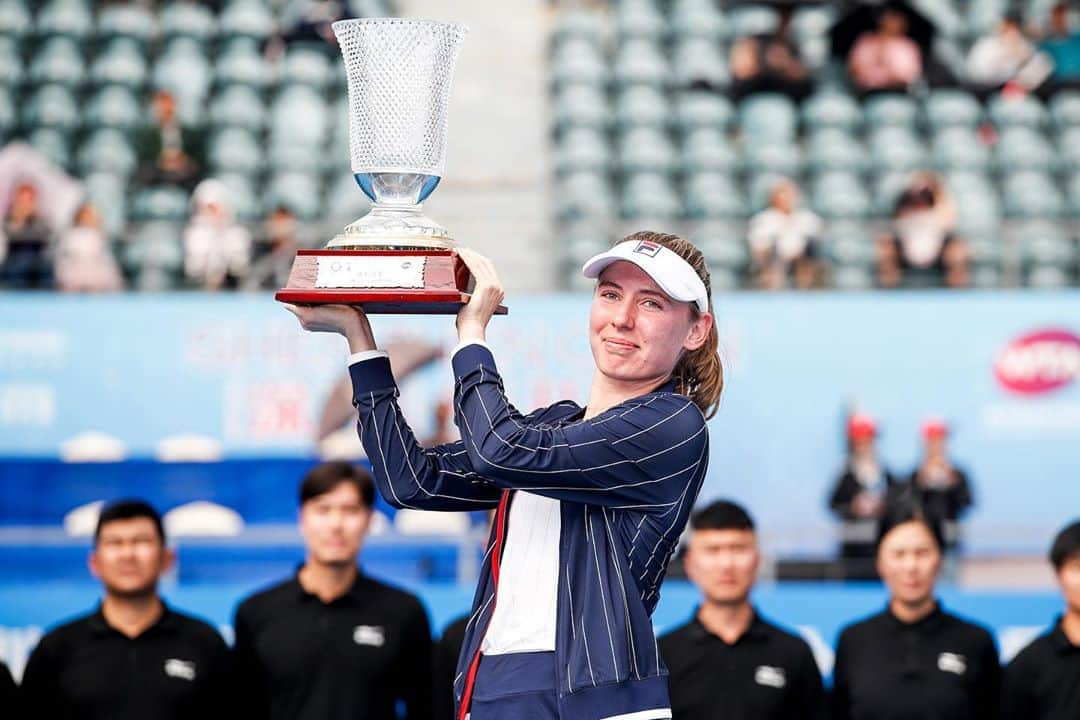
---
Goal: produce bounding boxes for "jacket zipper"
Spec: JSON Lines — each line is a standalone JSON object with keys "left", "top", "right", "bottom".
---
{"left": 457, "top": 489, "right": 511, "bottom": 720}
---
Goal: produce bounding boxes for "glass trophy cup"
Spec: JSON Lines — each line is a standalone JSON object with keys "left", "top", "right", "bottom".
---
{"left": 276, "top": 18, "right": 505, "bottom": 314}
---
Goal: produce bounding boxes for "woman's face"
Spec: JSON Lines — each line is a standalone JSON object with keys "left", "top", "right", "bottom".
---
{"left": 589, "top": 260, "right": 711, "bottom": 389}
{"left": 877, "top": 521, "right": 942, "bottom": 607}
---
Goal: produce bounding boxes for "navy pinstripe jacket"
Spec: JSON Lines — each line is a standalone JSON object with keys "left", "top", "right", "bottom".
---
{"left": 350, "top": 343, "right": 710, "bottom": 720}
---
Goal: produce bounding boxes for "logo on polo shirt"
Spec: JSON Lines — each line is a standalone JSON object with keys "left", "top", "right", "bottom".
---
{"left": 633, "top": 240, "right": 662, "bottom": 258}
{"left": 754, "top": 665, "right": 786, "bottom": 688}
{"left": 164, "top": 658, "right": 196, "bottom": 681}
{"left": 937, "top": 652, "right": 967, "bottom": 675}
{"left": 353, "top": 625, "right": 385, "bottom": 647}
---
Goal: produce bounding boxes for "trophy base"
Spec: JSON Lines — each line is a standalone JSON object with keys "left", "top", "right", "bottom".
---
{"left": 275, "top": 249, "right": 508, "bottom": 316}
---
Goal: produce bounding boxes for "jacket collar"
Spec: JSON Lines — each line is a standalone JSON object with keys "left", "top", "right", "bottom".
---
{"left": 88, "top": 600, "right": 177, "bottom": 639}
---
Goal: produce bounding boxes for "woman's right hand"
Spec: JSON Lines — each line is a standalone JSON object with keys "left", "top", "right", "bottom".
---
{"left": 284, "top": 303, "right": 377, "bottom": 353}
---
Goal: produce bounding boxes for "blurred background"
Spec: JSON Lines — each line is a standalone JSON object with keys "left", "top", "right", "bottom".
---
{"left": 1, "top": 0, "right": 1078, "bottom": 683}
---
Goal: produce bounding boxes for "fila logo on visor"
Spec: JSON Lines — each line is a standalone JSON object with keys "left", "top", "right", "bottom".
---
{"left": 633, "top": 240, "right": 662, "bottom": 257}
{"left": 164, "top": 658, "right": 196, "bottom": 681}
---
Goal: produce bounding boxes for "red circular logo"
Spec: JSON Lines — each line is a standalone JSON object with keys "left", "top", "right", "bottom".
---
{"left": 994, "top": 329, "right": 1080, "bottom": 395}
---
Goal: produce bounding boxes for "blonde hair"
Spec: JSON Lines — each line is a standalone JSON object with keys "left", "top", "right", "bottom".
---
{"left": 614, "top": 231, "right": 724, "bottom": 419}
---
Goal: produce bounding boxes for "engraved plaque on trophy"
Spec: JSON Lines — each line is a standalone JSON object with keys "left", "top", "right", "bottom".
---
{"left": 276, "top": 18, "right": 505, "bottom": 314}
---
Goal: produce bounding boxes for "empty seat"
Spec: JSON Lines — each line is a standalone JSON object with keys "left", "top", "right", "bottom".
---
{"left": 83, "top": 171, "right": 128, "bottom": 235}
{"left": 326, "top": 172, "right": 372, "bottom": 222}
{"left": 738, "top": 93, "right": 798, "bottom": 141}
{"left": 1002, "top": 171, "right": 1066, "bottom": 218}
{"left": 132, "top": 187, "right": 190, "bottom": 222}
{"left": 159, "top": 1, "right": 216, "bottom": 40}
{"left": 807, "top": 129, "right": 867, "bottom": 173}
{"left": 615, "top": 0, "right": 667, "bottom": 40}
{"left": 995, "top": 127, "right": 1058, "bottom": 172}
{"left": 555, "top": 170, "right": 615, "bottom": 221}
{"left": 614, "top": 85, "right": 670, "bottom": 128}
{"left": 90, "top": 37, "right": 149, "bottom": 88}
{"left": 281, "top": 45, "right": 333, "bottom": 89}
{"left": 671, "top": 0, "right": 729, "bottom": 40}
{"left": 988, "top": 92, "right": 1048, "bottom": 128}
{"left": 924, "top": 89, "right": 983, "bottom": 128}
{"left": 28, "top": 128, "right": 70, "bottom": 169}
{"left": 85, "top": 85, "right": 141, "bottom": 130}
{"left": 0, "top": 0, "right": 32, "bottom": 38}
{"left": 613, "top": 39, "right": 670, "bottom": 87}
{"left": 553, "top": 84, "right": 611, "bottom": 131}
{"left": 680, "top": 127, "right": 739, "bottom": 172}
{"left": 551, "top": 37, "right": 607, "bottom": 87}
{"left": 620, "top": 171, "right": 682, "bottom": 219}
{"left": 216, "top": 173, "right": 261, "bottom": 221}
{"left": 617, "top": 127, "right": 677, "bottom": 173}
{"left": 22, "top": 84, "right": 80, "bottom": 130}
{"left": 266, "top": 172, "right": 322, "bottom": 220}
{"left": 0, "top": 37, "right": 23, "bottom": 86}
{"left": 802, "top": 92, "right": 862, "bottom": 132}
{"left": 742, "top": 140, "right": 802, "bottom": 175}
{"left": 869, "top": 127, "right": 928, "bottom": 172}
{"left": 209, "top": 127, "right": 263, "bottom": 174}
{"left": 28, "top": 37, "right": 85, "bottom": 87}
{"left": 220, "top": 0, "right": 276, "bottom": 41}
{"left": 77, "top": 128, "right": 138, "bottom": 176}
{"left": 553, "top": 8, "right": 606, "bottom": 42}
{"left": 216, "top": 37, "right": 275, "bottom": 88}
{"left": 729, "top": 4, "right": 779, "bottom": 37}
{"left": 125, "top": 220, "right": 184, "bottom": 271}
{"left": 672, "top": 38, "right": 729, "bottom": 88}
{"left": 811, "top": 172, "right": 871, "bottom": 219}
{"left": 556, "top": 127, "right": 611, "bottom": 174}
{"left": 208, "top": 84, "right": 267, "bottom": 132}
{"left": 270, "top": 85, "right": 328, "bottom": 147}
{"left": 1050, "top": 91, "right": 1080, "bottom": 130}
{"left": 1058, "top": 127, "right": 1080, "bottom": 170}
{"left": 684, "top": 172, "right": 746, "bottom": 220}
{"left": 96, "top": 3, "right": 157, "bottom": 44}
{"left": 35, "top": 0, "right": 93, "bottom": 40}
{"left": 673, "top": 91, "right": 734, "bottom": 132}
{"left": 864, "top": 94, "right": 918, "bottom": 128}
{"left": 1015, "top": 220, "right": 1076, "bottom": 267}
{"left": 0, "top": 87, "right": 15, "bottom": 133}
{"left": 269, "top": 141, "right": 324, "bottom": 173}
{"left": 932, "top": 127, "right": 992, "bottom": 171}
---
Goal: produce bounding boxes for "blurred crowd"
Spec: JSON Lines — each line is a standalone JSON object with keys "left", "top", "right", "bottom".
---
{"left": 0, "top": 463, "right": 1077, "bottom": 720}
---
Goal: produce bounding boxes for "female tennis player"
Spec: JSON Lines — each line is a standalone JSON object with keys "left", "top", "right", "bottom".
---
{"left": 287, "top": 230, "right": 722, "bottom": 720}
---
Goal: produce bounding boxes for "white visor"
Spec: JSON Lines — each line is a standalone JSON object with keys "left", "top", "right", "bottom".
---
{"left": 581, "top": 239, "right": 709, "bottom": 314}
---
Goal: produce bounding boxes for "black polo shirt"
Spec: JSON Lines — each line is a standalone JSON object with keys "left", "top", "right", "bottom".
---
{"left": 831, "top": 604, "right": 1000, "bottom": 720}
{"left": 659, "top": 609, "right": 827, "bottom": 720}
{"left": 1, "top": 660, "right": 19, "bottom": 716}
{"left": 1001, "top": 617, "right": 1080, "bottom": 719}
{"left": 434, "top": 615, "right": 469, "bottom": 720}
{"left": 233, "top": 571, "right": 432, "bottom": 720}
{"left": 18, "top": 604, "right": 230, "bottom": 720}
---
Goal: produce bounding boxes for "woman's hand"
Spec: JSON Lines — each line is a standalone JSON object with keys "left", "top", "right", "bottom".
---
{"left": 455, "top": 247, "right": 504, "bottom": 344}
{"left": 284, "top": 303, "right": 377, "bottom": 353}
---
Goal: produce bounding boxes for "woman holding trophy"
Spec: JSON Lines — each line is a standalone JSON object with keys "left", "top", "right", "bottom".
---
{"left": 286, "top": 229, "right": 722, "bottom": 720}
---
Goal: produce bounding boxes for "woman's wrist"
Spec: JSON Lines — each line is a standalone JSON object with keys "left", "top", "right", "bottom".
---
{"left": 346, "top": 323, "right": 377, "bottom": 353}
{"left": 457, "top": 323, "right": 487, "bottom": 345}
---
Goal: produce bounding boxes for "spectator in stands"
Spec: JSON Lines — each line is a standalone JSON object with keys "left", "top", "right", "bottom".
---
{"left": 847, "top": 6, "right": 923, "bottom": 95}
{"left": 243, "top": 205, "right": 303, "bottom": 292}
{"left": 730, "top": 8, "right": 813, "bottom": 102}
{"left": 233, "top": 461, "right": 433, "bottom": 720}
{"left": 747, "top": 178, "right": 824, "bottom": 290}
{"left": 135, "top": 89, "right": 206, "bottom": 192}
{"left": 183, "top": 179, "right": 252, "bottom": 291}
{"left": 54, "top": 202, "right": 125, "bottom": 293}
{"left": 876, "top": 171, "right": 970, "bottom": 289}
{"left": 1001, "top": 518, "right": 1080, "bottom": 719}
{"left": 831, "top": 495, "right": 1000, "bottom": 720}
{"left": 19, "top": 500, "right": 231, "bottom": 720}
{"left": 660, "top": 500, "right": 826, "bottom": 720}
{"left": 967, "top": 13, "right": 1052, "bottom": 94}
{"left": 906, "top": 417, "right": 973, "bottom": 549}
{"left": 1040, "top": 2, "right": 1080, "bottom": 89}
{"left": 0, "top": 181, "right": 53, "bottom": 289}
{"left": 828, "top": 413, "right": 902, "bottom": 575}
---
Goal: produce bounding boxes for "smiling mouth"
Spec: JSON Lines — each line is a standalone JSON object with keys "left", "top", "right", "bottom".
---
{"left": 603, "top": 338, "right": 638, "bottom": 349}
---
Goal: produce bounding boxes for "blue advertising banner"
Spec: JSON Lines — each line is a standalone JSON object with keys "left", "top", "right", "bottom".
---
{"left": 2, "top": 291, "right": 1079, "bottom": 555}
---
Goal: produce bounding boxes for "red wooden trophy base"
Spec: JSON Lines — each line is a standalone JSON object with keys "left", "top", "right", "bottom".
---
{"left": 275, "top": 248, "right": 507, "bottom": 315}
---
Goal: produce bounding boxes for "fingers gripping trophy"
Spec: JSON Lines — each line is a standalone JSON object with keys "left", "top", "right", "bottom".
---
{"left": 276, "top": 18, "right": 505, "bottom": 315}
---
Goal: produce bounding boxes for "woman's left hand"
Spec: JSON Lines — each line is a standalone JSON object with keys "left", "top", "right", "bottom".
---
{"left": 455, "top": 247, "right": 504, "bottom": 344}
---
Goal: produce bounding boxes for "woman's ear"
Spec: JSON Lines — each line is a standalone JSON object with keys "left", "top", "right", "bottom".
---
{"left": 683, "top": 311, "right": 713, "bottom": 352}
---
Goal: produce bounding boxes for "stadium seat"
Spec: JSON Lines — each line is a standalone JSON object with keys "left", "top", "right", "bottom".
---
{"left": 1015, "top": 220, "right": 1076, "bottom": 267}
{"left": 1049, "top": 91, "right": 1080, "bottom": 130}
{"left": 0, "top": 0, "right": 32, "bottom": 39}
{"left": 620, "top": 171, "right": 682, "bottom": 219}
{"left": 864, "top": 94, "right": 919, "bottom": 128}
{"left": 1069, "top": 172, "right": 1080, "bottom": 215}
{"left": 76, "top": 128, "right": 138, "bottom": 177}
{"left": 802, "top": 92, "right": 862, "bottom": 132}
{"left": 28, "top": 37, "right": 85, "bottom": 87}
{"left": 680, "top": 127, "right": 739, "bottom": 172}
{"left": 555, "top": 127, "right": 610, "bottom": 174}
{"left": 131, "top": 187, "right": 190, "bottom": 222}
{"left": 615, "top": 0, "right": 667, "bottom": 40}
{"left": 325, "top": 172, "right": 372, "bottom": 223}
{"left": 872, "top": 171, "right": 912, "bottom": 214}
{"left": 270, "top": 85, "right": 328, "bottom": 148}
{"left": 22, "top": 84, "right": 80, "bottom": 131}
{"left": 1058, "top": 127, "right": 1080, "bottom": 170}
{"left": 614, "top": 85, "right": 669, "bottom": 129}
{"left": 269, "top": 141, "right": 324, "bottom": 174}
{"left": 552, "top": 8, "right": 606, "bottom": 43}
{"left": 35, "top": 0, "right": 93, "bottom": 40}
{"left": 0, "top": 87, "right": 14, "bottom": 134}
{"left": 824, "top": 223, "right": 877, "bottom": 267}
{"left": 684, "top": 172, "right": 746, "bottom": 220}
{"left": 831, "top": 265, "right": 875, "bottom": 290}
{"left": 869, "top": 127, "right": 928, "bottom": 172}
{"left": 555, "top": 171, "right": 615, "bottom": 221}
{"left": 672, "top": 91, "right": 734, "bottom": 132}
{"left": 792, "top": 5, "right": 836, "bottom": 67}
{"left": 159, "top": 1, "right": 216, "bottom": 41}
{"left": 216, "top": 173, "right": 261, "bottom": 222}
{"left": 924, "top": 89, "right": 983, "bottom": 129}
{"left": 969, "top": 263, "right": 1002, "bottom": 289}
{"left": 966, "top": 0, "right": 1008, "bottom": 38}
{"left": 209, "top": 127, "right": 263, "bottom": 175}
{"left": 995, "top": 127, "right": 1058, "bottom": 172}
{"left": 553, "top": 83, "right": 611, "bottom": 131}
{"left": 90, "top": 37, "right": 149, "bottom": 88}
{"left": 266, "top": 172, "right": 322, "bottom": 221}
{"left": 617, "top": 127, "right": 677, "bottom": 173}
{"left": 988, "top": 92, "right": 1048, "bottom": 129}
{"left": 551, "top": 37, "right": 607, "bottom": 87}
{"left": 738, "top": 93, "right": 798, "bottom": 142}
{"left": 746, "top": 171, "right": 787, "bottom": 212}
{"left": 281, "top": 45, "right": 334, "bottom": 90}
{"left": 729, "top": 4, "right": 779, "bottom": 37}
{"left": 83, "top": 171, "right": 128, "bottom": 235}
{"left": 743, "top": 140, "right": 803, "bottom": 176}
{"left": 124, "top": 221, "right": 184, "bottom": 275}
{"left": 28, "top": 128, "right": 70, "bottom": 169}
{"left": 208, "top": 84, "right": 268, "bottom": 132}
{"left": 697, "top": 232, "right": 749, "bottom": 273}
{"left": 219, "top": 0, "right": 277, "bottom": 41}
{"left": 1002, "top": 171, "right": 1066, "bottom": 218}
{"left": 85, "top": 85, "right": 141, "bottom": 130}
{"left": 811, "top": 172, "right": 872, "bottom": 219}
{"left": 561, "top": 222, "right": 610, "bottom": 266}
{"left": 932, "top": 127, "right": 992, "bottom": 172}
{"left": 1026, "top": 265, "right": 1072, "bottom": 289}
{"left": 96, "top": 3, "right": 157, "bottom": 44}
{"left": 154, "top": 40, "right": 212, "bottom": 121}
{"left": 0, "top": 36, "right": 23, "bottom": 86}
{"left": 950, "top": 175, "right": 1003, "bottom": 234}
{"left": 216, "top": 36, "right": 275, "bottom": 88}
{"left": 806, "top": 129, "right": 867, "bottom": 173}
{"left": 671, "top": 0, "right": 729, "bottom": 40}
{"left": 672, "top": 38, "right": 729, "bottom": 88}
{"left": 613, "top": 39, "right": 670, "bottom": 87}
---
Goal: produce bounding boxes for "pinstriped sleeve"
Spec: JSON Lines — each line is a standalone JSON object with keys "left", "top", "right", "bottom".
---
{"left": 350, "top": 356, "right": 502, "bottom": 511}
{"left": 451, "top": 344, "right": 709, "bottom": 507}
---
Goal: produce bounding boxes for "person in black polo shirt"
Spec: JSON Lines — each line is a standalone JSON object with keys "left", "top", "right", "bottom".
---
{"left": 659, "top": 500, "right": 826, "bottom": 720}
{"left": 232, "top": 461, "right": 432, "bottom": 720}
{"left": 1001, "top": 518, "right": 1080, "bottom": 719}
{"left": 1, "top": 660, "right": 18, "bottom": 716}
{"left": 19, "top": 500, "right": 230, "bottom": 720}
{"left": 831, "top": 494, "right": 1000, "bottom": 720}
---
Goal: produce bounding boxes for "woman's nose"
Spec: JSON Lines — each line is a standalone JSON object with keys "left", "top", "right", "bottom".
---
{"left": 611, "top": 301, "right": 635, "bottom": 328}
